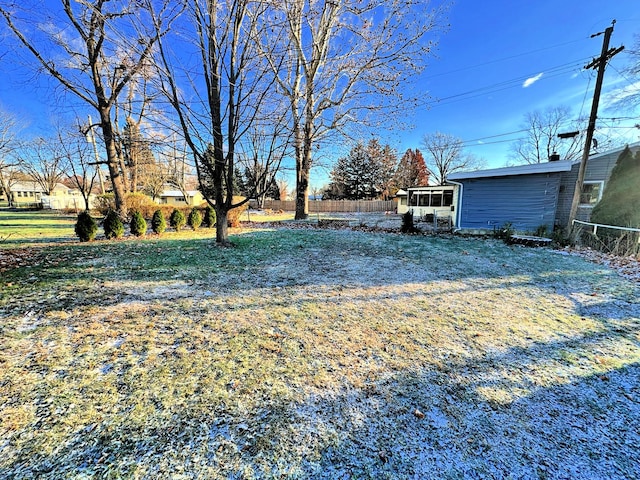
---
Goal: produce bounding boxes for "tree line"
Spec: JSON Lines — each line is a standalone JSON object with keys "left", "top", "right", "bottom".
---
{"left": 1, "top": 1, "right": 637, "bottom": 244}
{"left": 0, "top": 109, "right": 291, "bottom": 211}
{"left": 0, "top": 0, "right": 445, "bottom": 244}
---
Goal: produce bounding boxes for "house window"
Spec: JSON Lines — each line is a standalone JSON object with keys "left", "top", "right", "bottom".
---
{"left": 17, "top": 191, "right": 22, "bottom": 197}
{"left": 443, "top": 190, "right": 454, "bottom": 207}
{"left": 418, "top": 194, "right": 429, "bottom": 206}
{"left": 580, "top": 182, "right": 603, "bottom": 206}
{"left": 431, "top": 193, "right": 442, "bottom": 207}
{"left": 409, "top": 194, "right": 417, "bottom": 206}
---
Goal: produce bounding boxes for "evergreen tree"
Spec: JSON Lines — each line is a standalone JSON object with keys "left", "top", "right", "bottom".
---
{"left": 130, "top": 210, "right": 147, "bottom": 237}
{"left": 327, "top": 139, "right": 397, "bottom": 200}
{"left": 203, "top": 205, "right": 216, "bottom": 228}
{"left": 103, "top": 210, "right": 124, "bottom": 239}
{"left": 188, "top": 208, "right": 202, "bottom": 230}
{"left": 591, "top": 146, "right": 640, "bottom": 228}
{"left": 75, "top": 211, "right": 98, "bottom": 242}
{"left": 170, "top": 209, "right": 186, "bottom": 231}
{"left": 151, "top": 209, "right": 166, "bottom": 235}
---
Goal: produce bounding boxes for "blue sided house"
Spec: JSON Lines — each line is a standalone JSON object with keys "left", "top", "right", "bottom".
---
{"left": 446, "top": 143, "right": 640, "bottom": 234}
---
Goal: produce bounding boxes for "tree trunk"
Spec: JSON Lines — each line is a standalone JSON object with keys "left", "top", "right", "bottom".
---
{"left": 294, "top": 94, "right": 314, "bottom": 220}
{"left": 82, "top": 193, "right": 91, "bottom": 212}
{"left": 99, "top": 108, "right": 127, "bottom": 218}
{"left": 215, "top": 206, "right": 229, "bottom": 245}
{"left": 295, "top": 167, "right": 309, "bottom": 220}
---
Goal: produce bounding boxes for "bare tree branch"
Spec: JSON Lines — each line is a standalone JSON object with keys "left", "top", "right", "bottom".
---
{"left": 422, "top": 132, "right": 486, "bottom": 185}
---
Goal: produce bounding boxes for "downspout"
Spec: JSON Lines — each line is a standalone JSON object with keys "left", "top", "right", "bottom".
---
{"left": 446, "top": 180, "right": 464, "bottom": 233}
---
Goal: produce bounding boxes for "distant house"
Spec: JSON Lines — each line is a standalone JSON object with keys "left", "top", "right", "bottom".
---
{"left": 446, "top": 143, "right": 640, "bottom": 233}
{"left": 42, "top": 184, "right": 95, "bottom": 210}
{"left": 156, "top": 189, "right": 205, "bottom": 206}
{"left": 6, "top": 181, "right": 97, "bottom": 210}
{"left": 8, "top": 181, "right": 45, "bottom": 206}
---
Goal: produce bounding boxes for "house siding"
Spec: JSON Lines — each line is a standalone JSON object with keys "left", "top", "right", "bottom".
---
{"left": 459, "top": 173, "right": 562, "bottom": 231}
{"left": 555, "top": 145, "right": 639, "bottom": 227}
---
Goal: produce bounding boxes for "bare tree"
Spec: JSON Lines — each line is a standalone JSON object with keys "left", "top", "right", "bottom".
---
{"left": 115, "top": 63, "right": 166, "bottom": 194}
{"left": 59, "top": 125, "right": 99, "bottom": 211}
{"left": 277, "top": 177, "right": 289, "bottom": 201}
{"left": 422, "top": 132, "right": 485, "bottom": 185}
{"left": 618, "top": 34, "right": 640, "bottom": 109}
{"left": 0, "top": 0, "right": 177, "bottom": 216}
{"left": 19, "top": 138, "right": 66, "bottom": 195}
{"left": 153, "top": 0, "right": 288, "bottom": 244}
{"left": 237, "top": 120, "right": 292, "bottom": 208}
{"left": 0, "top": 108, "right": 21, "bottom": 205}
{"left": 509, "top": 106, "right": 584, "bottom": 165}
{"left": 266, "top": 0, "right": 445, "bottom": 219}
{"left": 156, "top": 135, "right": 193, "bottom": 203}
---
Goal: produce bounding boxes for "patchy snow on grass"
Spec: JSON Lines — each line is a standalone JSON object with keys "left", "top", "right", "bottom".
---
{"left": 0, "top": 228, "right": 638, "bottom": 479}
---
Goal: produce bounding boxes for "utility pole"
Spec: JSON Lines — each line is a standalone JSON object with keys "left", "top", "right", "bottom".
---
{"left": 566, "top": 21, "right": 624, "bottom": 233}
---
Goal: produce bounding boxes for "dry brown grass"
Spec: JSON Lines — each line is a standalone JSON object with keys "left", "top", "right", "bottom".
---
{"left": 0, "top": 223, "right": 638, "bottom": 478}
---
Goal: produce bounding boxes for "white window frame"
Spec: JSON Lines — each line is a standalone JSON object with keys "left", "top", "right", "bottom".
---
{"left": 579, "top": 181, "right": 604, "bottom": 207}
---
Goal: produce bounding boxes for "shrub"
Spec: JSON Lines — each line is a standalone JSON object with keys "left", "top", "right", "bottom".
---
{"left": 104, "top": 210, "right": 125, "bottom": 239}
{"left": 75, "top": 211, "right": 98, "bottom": 242}
{"left": 494, "top": 222, "right": 514, "bottom": 241}
{"left": 534, "top": 224, "right": 548, "bottom": 237}
{"left": 227, "top": 197, "right": 248, "bottom": 227}
{"left": 203, "top": 205, "right": 216, "bottom": 228}
{"left": 188, "top": 208, "right": 202, "bottom": 230}
{"left": 400, "top": 211, "right": 419, "bottom": 234}
{"left": 591, "top": 146, "right": 640, "bottom": 230}
{"left": 170, "top": 209, "right": 186, "bottom": 231}
{"left": 130, "top": 210, "right": 147, "bottom": 237}
{"left": 125, "top": 192, "right": 158, "bottom": 219}
{"left": 551, "top": 226, "right": 570, "bottom": 247}
{"left": 151, "top": 209, "right": 166, "bottom": 235}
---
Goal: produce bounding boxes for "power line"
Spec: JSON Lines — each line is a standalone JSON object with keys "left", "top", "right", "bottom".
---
{"left": 419, "top": 57, "right": 592, "bottom": 109}
{"left": 424, "top": 37, "right": 587, "bottom": 79}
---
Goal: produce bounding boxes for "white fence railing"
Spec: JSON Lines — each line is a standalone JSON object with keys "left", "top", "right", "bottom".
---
{"left": 572, "top": 219, "right": 640, "bottom": 237}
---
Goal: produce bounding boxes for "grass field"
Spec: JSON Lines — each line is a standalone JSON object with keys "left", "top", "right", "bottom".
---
{"left": 0, "top": 210, "right": 639, "bottom": 478}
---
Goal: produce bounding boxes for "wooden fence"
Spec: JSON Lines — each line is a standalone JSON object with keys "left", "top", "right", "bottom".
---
{"left": 251, "top": 199, "right": 396, "bottom": 213}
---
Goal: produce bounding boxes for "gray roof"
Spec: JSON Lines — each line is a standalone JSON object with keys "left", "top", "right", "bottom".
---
{"left": 569, "top": 141, "right": 640, "bottom": 165}
{"left": 447, "top": 160, "right": 573, "bottom": 181}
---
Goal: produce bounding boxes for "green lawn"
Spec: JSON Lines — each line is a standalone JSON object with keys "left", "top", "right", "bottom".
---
{"left": 0, "top": 210, "right": 77, "bottom": 246}
{"left": 0, "top": 210, "right": 638, "bottom": 478}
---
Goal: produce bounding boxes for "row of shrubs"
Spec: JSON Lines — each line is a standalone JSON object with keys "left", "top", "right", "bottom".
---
{"left": 94, "top": 192, "right": 247, "bottom": 225}
{"left": 75, "top": 206, "right": 216, "bottom": 242}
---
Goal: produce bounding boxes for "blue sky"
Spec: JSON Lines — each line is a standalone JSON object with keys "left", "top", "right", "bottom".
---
{"left": 395, "top": 0, "right": 640, "bottom": 169}
{"left": 1, "top": 0, "right": 639, "bottom": 190}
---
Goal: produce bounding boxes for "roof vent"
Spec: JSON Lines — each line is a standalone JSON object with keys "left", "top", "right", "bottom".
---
{"left": 549, "top": 152, "right": 560, "bottom": 162}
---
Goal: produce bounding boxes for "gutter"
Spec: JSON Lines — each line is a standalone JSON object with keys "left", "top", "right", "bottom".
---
{"left": 446, "top": 180, "right": 464, "bottom": 233}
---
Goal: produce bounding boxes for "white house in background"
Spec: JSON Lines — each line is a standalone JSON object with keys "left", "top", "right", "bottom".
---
{"left": 156, "top": 189, "right": 205, "bottom": 206}
{"left": 7, "top": 181, "right": 97, "bottom": 210}
{"left": 7, "top": 181, "right": 45, "bottom": 205}
{"left": 42, "top": 185, "right": 97, "bottom": 211}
